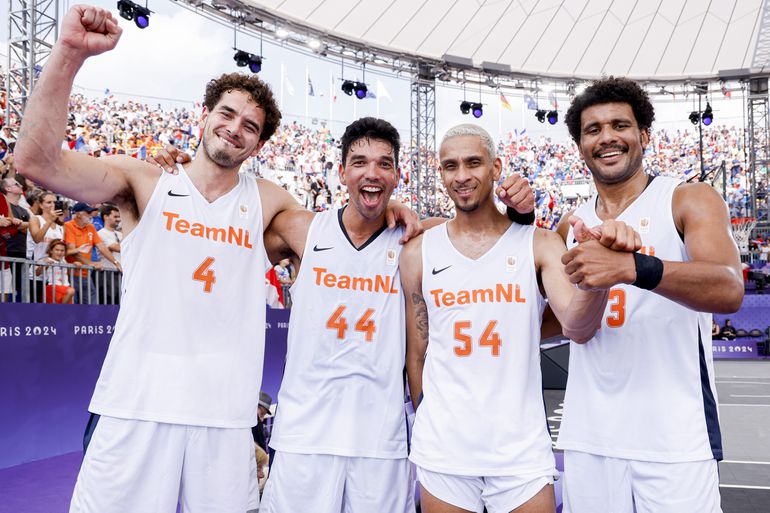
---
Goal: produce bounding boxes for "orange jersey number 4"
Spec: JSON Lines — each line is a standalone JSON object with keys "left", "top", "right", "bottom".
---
{"left": 193, "top": 257, "right": 217, "bottom": 293}
{"left": 454, "top": 320, "right": 502, "bottom": 357}
{"left": 326, "top": 305, "right": 376, "bottom": 342}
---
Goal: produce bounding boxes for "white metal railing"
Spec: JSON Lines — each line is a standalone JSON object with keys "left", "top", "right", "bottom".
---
{"left": 0, "top": 256, "right": 121, "bottom": 305}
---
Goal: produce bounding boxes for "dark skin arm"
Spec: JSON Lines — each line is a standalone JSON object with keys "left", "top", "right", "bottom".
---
{"left": 561, "top": 183, "right": 743, "bottom": 313}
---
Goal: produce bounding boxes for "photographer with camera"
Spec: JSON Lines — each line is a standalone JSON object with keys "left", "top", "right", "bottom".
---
{"left": 27, "top": 191, "right": 66, "bottom": 301}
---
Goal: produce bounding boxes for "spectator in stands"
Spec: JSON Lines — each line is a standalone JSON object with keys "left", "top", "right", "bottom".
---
{"left": 1, "top": 177, "right": 30, "bottom": 298}
{"left": 0, "top": 144, "right": 13, "bottom": 180}
{"left": 37, "top": 239, "right": 75, "bottom": 304}
{"left": 63, "top": 202, "right": 120, "bottom": 304}
{"left": 273, "top": 258, "right": 294, "bottom": 285}
{"left": 720, "top": 319, "right": 737, "bottom": 340}
{"left": 712, "top": 319, "right": 721, "bottom": 339}
{"left": 252, "top": 391, "right": 272, "bottom": 453}
{"left": 25, "top": 188, "right": 44, "bottom": 215}
{"left": 97, "top": 203, "right": 122, "bottom": 304}
{"left": 0, "top": 192, "right": 17, "bottom": 300}
{"left": 27, "top": 192, "right": 65, "bottom": 301}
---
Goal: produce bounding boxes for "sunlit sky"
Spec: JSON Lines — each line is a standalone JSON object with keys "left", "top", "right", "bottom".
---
{"left": 1, "top": 0, "right": 750, "bottom": 144}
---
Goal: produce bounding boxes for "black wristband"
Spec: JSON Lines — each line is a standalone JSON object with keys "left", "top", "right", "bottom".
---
{"left": 632, "top": 252, "right": 664, "bottom": 290}
{"left": 506, "top": 206, "right": 535, "bottom": 225}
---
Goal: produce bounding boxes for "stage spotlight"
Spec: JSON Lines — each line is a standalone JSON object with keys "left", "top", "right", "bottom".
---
{"left": 233, "top": 50, "right": 262, "bottom": 73}
{"left": 133, "top": 4, "right": 151, "bottom": 29}
{"left": 248, "top": 57, "right": 262, "bottom": 73}
{"left": 535, "top": 109, "right": 546, "bottom": 123}
{"left": 234, "top": 50, "right": 251, "bottom": 67}
{"left": 471, "top": 102, "right": 483, "bottom": 118}
{"left": 116, "top": 0, "right": 151, "bottom": 29}
{"left": 547, "top": 110, "right": 558, "bottom": 125}
{"left": 117, "top": 0, "right": 134, "bottom": 20}
{"left": 341, "top": 80, "right": 355, "bottom": 96}
{"left": 689, "top": 111, "right": 700, "bottom": 125}
{"left": 353, "top": 82, "right": 368, "bottom": 99}
{"left": 702, "top": 103, "right": 713, "bottom": 125}
{"left": 460, "top": 101, "right": 471, "bottom": 115}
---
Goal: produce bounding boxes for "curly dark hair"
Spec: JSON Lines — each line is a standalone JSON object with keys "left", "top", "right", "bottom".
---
{"left": 203, "top": 73, "right": 281, "bottom": 142}
{"left": 340, "top": 117, "right": 400, "bottom": 167}
{"left": 565, "top": 77, "right": 655, "bottom": 143}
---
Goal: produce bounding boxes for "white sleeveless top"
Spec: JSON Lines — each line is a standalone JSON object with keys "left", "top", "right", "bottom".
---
{"left": 89, "top": 168, "right": 268, "bottom": 428}
{"left": 269, "top": 207, "right": 408, "bottom": 458}
{"left": 27, "top": 214, "right": 64, "bottom": 260}
{"left": 557, "top": 176, "right": 721, "bottom": 462}
{"left": 409, "top": 222, "right": 555, "bottom": 476}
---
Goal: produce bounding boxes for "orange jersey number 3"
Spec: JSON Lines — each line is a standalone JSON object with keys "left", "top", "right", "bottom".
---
{"left": 606, "top": 289, "right": 626, "bottom": 328}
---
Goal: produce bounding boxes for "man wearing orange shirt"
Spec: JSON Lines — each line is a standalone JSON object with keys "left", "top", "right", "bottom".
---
{"left": 64, "top": 202, "right": 121, "bottom": 303}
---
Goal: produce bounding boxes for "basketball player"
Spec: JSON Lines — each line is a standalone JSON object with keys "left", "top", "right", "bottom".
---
{"left": 399, "top": 124, "right": 639, "bottom": 513}
{"left": 154, "top": 117, "right": 534, "bottom": 512}
{"left": 554, "top": 77, "right": 744, "bottom": 513}
{"left": 12, "top": 6, "right": 411, "bottom": 512}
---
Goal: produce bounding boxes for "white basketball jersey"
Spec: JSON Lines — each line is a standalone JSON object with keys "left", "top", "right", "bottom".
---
{"left": 557, "top": 176, "right": 721, "bottom": 462}
{"left": 409, "top": 222, "right": 556, "bottom": 477}
{"left": 89, "top": 168, "right": 267, "bottom": 428}
{"left": 268, "top": 207, "right": 408, "bottom": 459}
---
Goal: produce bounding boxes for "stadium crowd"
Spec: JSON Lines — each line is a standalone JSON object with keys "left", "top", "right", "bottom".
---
{"left": 2, "top": 86, "right": 768, "bottom": 301}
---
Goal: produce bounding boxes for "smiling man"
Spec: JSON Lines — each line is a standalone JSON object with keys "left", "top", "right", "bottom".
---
{"left": 400, "top": 124, "right": 622, "bottom": 513}
{"left": 256, "top": 117, "right": 416, "bottom": 512}
{"left": 555, "top": 77, "right": 744, "bottom": 513}
{"left": 14, "top": 6, "right": 313, "bottom": 512}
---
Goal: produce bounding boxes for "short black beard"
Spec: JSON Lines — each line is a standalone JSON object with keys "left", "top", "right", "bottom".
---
{"left": 454, "top": 198, "right": 480, "bottom": 213}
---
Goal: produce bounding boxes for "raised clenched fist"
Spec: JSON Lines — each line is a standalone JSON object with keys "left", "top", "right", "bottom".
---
{"left": 59, "top": 5, "right": 122, "bottom": 60}
{"left": 495, "top": 173, "right": 535, "bottom": 214}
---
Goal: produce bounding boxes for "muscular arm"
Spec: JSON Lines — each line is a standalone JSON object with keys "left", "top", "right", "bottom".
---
{"left": 257, "top": 179, "right": 306, "bottom": 234}
{"left": 655, "top": 183, "right": 743, "bottom": 313}
{"left": 14, "top": 8, "right": 131, "bottom": 205}
{"left": 14, "top": 7, "right": 157, "bottom": 234}
{"left": 536, "top": 229, "right": 608, "bottom": 343}
{"left": 401, "top": 235, "right": 428, "bottom": 410}
{"left": 264, "top": 209, "right": 314, "bottom": 265}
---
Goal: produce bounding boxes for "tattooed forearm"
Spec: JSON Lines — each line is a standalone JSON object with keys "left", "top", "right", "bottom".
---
{"left": 412, "top": 292, "right": 429, "bottom": 343}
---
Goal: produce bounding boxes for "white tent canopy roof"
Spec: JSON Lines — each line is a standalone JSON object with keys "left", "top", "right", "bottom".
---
{"left": 245, "top": 0, "right": 770, "bottom": 81}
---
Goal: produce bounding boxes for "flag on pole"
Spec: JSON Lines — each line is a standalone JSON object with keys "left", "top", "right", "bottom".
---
{"left": 523, "top": 94, "right": 538, "bottom": 110}
{"left": 500, "top": 93, "right": 512, "bottom": 111}
{"left": 283, "top": 66, "right": 295, "bottom": 96}
{"left": 548, "top": 91, "right": 558, "bottom": 110}
{"left": 307, "top": 75, "right": 315, "bottom": 96}
{"left": 376, "top": 79, "right": 392, "bottom": 101}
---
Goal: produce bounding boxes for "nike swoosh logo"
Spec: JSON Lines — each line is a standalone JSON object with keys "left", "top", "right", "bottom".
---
{"left": 432, "top": 265, "right": 452, "bottom": 275}
{"left": 313, "top": 245, "right": 334, "bottom": 252}
{"left": 168, "top": 191, "right": 189, "bottom": 197}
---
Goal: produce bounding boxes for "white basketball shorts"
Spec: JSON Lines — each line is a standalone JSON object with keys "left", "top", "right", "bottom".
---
{"left": 260, "top": 451, "right": 415, "bottom": 513}
{"left": 69, "top": 416, "right": 257, "bottom": 513}
{"left": 415, "top": 465, "right": 555, "bottom": 513}
{"left": 562, "top": 450, "right": 722, "bottom": 513}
